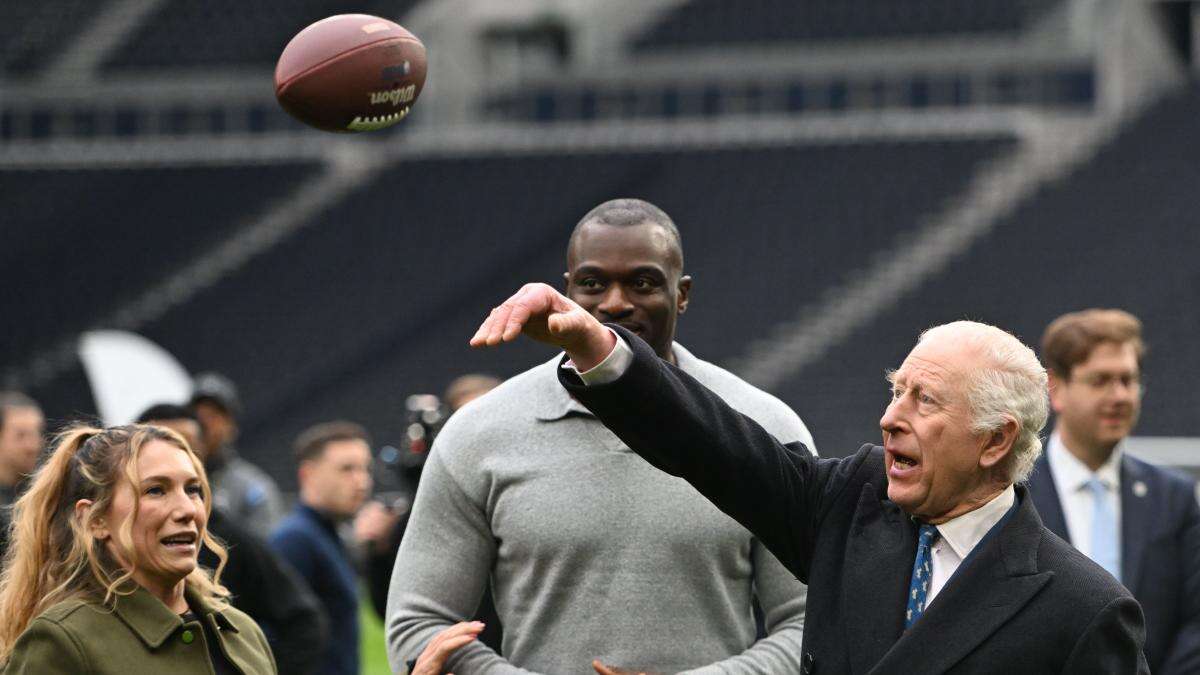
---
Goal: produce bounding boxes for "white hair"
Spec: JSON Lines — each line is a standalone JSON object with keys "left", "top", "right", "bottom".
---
{"left": 918, "top": 321, "right": 1049, "bottom": 484}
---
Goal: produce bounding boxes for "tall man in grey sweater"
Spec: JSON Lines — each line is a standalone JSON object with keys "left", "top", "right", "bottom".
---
{"left": 387, "top": 199, "right": 815, "bottom": 674}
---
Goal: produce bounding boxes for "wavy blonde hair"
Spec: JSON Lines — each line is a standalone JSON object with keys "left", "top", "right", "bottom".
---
{"left": 0, "top": 424, "right": 229, "bottom": 662}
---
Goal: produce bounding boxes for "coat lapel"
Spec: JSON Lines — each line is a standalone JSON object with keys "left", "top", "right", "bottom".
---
{"left": 1119, "top": 457, "right": 1150, "bottom": 592}
{"left": 842, "top": 482, "right": 917, "bottom": 675}
{"left": 869, "top": 491, "right": 1053, "bottom": 674}
{"left": 1027, "top": 455, "right": 1070, "bottom": 542}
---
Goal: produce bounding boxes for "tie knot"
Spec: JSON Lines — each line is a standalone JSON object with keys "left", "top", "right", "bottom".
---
{"left": 1084, "top": 477, "right": 1108, "bottom": 495}
{"left": 918, "top": 523, "right": 938, "bottom": 545}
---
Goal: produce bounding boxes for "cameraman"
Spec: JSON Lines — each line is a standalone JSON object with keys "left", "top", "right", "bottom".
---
{"left": 360, "top": 375, "right": 502, "bottom": 645}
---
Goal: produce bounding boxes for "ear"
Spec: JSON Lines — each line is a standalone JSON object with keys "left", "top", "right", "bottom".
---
{"left": 1047, "top": 371, "right": 1067, "bottom": 414}
{"left": 978, "top": 417, "right": 1018, "bottom": 473}
{"left": 297, "top": 460, "right": 312, "bottom": 487}
{"left": 74, "top": 499, "right": 109, "bottom": 541}
{"left": 676, "top": 275, "right": 692, "bottom": 315}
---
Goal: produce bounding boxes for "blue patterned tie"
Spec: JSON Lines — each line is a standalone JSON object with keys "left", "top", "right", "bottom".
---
{"left": 905, "top": 524, "right": 938, "bottom": 630}
{"left": 1085, "top": 478, "right": 1120, "bottom": 581}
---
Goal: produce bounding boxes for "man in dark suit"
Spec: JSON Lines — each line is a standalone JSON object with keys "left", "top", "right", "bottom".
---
{"left": 470, "top": 282, "right": 1148, "bottom": 674}
{"left": 1028, "top": 309, "right": 1200, "bottom": 674}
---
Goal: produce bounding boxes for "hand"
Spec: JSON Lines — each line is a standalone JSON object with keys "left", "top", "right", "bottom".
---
{"left": 353, "top": 501, "right": 400, "bottom": 551}
{"left": 591, "top": 660, "right": 663, "bottom": 675}
{"left": 411, "top": 622, "right": 485, "bottom": 675}
{"left": 469, "top": 283, "right": 615, "bottom": 370}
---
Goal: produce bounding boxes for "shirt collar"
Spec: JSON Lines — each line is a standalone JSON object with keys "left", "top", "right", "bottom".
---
{"left": 1047, "top": 431, "right": 1123, "bottom": 492}
{"left": 934, "top": 485, "right": 1015, "bottom": 560}
{"left": 534, "top": 342, "right": 694, "bottom": 421}
{"left": 111, "top": 584, "right": 237, "bottom": 649}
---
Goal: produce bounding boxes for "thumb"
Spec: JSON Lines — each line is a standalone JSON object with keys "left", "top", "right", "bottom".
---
{"left": 547, "top": 311, "right": 589, "bottom": 338}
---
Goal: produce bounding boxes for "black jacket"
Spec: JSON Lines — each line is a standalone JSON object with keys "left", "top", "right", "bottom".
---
{"left": 561, "top": 326, "right": 1148, "bottom": 674}
{"left": 1029, "top": 452, "right": 1200, "bottom": 674}
{"left": 203, "top": 508, "right": 328, "bottom": 675}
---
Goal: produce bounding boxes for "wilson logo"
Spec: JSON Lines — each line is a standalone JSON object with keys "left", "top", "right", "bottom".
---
{"left": 369, "top": 84, "right": 416, "bottom": 107}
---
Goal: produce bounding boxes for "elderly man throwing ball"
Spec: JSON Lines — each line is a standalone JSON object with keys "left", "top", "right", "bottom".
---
{"left": 471, "top": 283, "right": 1148, "bottom": 674}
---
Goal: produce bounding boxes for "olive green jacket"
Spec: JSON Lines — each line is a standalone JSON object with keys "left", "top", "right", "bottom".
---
{"left": 4, "top": 585, "right": 277, "bottom": 674}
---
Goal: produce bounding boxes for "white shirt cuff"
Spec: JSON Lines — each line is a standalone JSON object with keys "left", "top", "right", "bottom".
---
{"left": 562, "top": 327, "right": 634, "bottom": 385}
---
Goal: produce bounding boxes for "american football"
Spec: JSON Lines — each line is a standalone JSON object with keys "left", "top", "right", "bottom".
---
{"left": 274, "top": 14, "right": 427, "bottom": 133}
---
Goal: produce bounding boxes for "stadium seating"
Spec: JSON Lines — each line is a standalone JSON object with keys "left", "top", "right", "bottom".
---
{"left": 784, "top": 86, "right": 1200, "bottom": 457}
{"left": 0, "top": 162, "right": 323, "bottom": 401}
{"left": 0, "top": 0, "right": 104, "bottom": 77}
{"left": 103, "top": 0, "right": 420, "bottom": 71}
{"left": 52, "top": 137, "right": 1014, "bottom": 489}
{"left": 632, "top": 0, "right": 1063, "bottom": 51}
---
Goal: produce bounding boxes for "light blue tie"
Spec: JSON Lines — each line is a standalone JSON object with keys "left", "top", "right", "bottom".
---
{"left": 1085, "top": 477, "right": 1120, "bottom": 581}
{"left": 905, "top": 524, "right": 938, "bottom": 630}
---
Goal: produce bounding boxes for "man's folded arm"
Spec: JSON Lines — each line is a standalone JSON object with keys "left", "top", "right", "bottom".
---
{"left": 385, "top": 447, "right": 538, "bottom": 675}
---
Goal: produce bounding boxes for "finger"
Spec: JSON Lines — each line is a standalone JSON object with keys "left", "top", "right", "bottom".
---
{"left": 501, "top": 302, "right": 533, "bottom": 342}
{"left": 422, "top": 633, "right": 480, "bottom": 673}
{"left": 470, "top": 306, "right": 502, "bottom": 348}
{"left": 592, "top": 660, "right": 616, "bottom": 675}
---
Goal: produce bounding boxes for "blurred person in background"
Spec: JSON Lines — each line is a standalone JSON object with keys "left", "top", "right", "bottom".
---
{"left": 360, "top": 373, "right": 504, "bottom": 648}
{"left": 0, "top": 424, "right": 275, "bottom": 674}
{"left": 1029, "top": 309, "right": 1200, "bottom": 674}
{"left": 387, "top": 199, "right": 816, "bottom": 674}
{"left": 0, "top": 393, "right": 43, "bottom": 558}
{"left": 0, "top": 393, "right": 43, "bottom": 507}
{"left": 189, "top": 372, "right": 284, "bottom": 539}
{"left": 270, "top": 421, "right": 372, "bottom": 675}
{"left": 136, "top": 403, "right": 328, "bottom": 675}
{"left": 443, "top": 374, "right": 503, "bottom": 411}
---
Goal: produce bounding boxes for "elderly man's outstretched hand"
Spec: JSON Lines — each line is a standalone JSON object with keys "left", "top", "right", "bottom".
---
{"left": 470, "top": 283, "right": 615, "bottom": 371}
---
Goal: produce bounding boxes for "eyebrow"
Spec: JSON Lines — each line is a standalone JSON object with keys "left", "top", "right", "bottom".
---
{"left": 573, "top": 264, "right": 668, "bottom": 278}
{"left": 140, "top": 473, "right": 200, "bottom": 485}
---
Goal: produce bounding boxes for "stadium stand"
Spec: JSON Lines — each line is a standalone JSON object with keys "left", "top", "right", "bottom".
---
{"left": 103, "top": 0, "right": 420, "bottom": 71}
{"left": 37, "top": 137, "right": 1016, "bottom": 489}
{"left": 786, "top": 85, "right": 1200, "bottom": 457}
{"left": 632, "top": 0, "right": 1064, "bottom": 50}
{"left": 0, "top": 0, "right": 104, "bottom": 77}
{"left": 0, "top": 162, "right": 324, "bottom": 386}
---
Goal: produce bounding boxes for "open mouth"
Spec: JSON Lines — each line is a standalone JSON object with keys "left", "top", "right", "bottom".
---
{"left": 160, "top": 532, "right": 198, "bottom": 551}
{"left": 894, "top": 456, "right": 918, "bottom": 468}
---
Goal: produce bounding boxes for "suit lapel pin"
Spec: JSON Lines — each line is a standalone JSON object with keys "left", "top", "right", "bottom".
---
{"left": 1133, "top": 481, "right": 1148, "bottom": 498}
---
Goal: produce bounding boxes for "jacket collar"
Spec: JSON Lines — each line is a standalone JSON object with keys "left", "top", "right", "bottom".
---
{"left": 533, "top": 342, "right": 697, "bottom": 422}
{"left": 867, "top": 486, "right": 1052, "bottom": 674}
{"left": 111, "top": 584, "right": 237, "bottom": 650}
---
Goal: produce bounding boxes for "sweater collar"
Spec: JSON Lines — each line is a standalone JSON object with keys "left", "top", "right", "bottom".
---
{"left": 534, "top": 342, "right": 697, "bottom": 421}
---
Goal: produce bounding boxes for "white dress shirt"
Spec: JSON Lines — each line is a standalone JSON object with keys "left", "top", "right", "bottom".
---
{"left": 1046, "top": 432, "right": 1123, "bottom": 560}
{"left": 925, "top": 485, "right": 1015, "bottom": 606}
{"left": 573, "top": 329, "right": 1013, "bottom": 607}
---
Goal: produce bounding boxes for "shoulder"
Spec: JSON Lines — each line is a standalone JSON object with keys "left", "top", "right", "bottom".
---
{"left": 1126, "top": 454, "right": 1198, "bottom": 506}
{"left": 270, "top": 513, "right": 320, "bottom": 545}
{"left": 678, "top": 347, "right": 814, "bottom": 447}
{"left": 1037, "top": 526, "right": 1132, "bottom": 605}
{"left": 33, "top": 598, "right": 93, "bottom": 623}
{"left": 429, "top": 360, "right": 553, "bottom": 463}
{"left": 226, "top": 457, "right": 280, "bottom": 493}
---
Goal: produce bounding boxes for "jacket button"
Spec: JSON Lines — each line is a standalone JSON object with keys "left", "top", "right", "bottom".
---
{"left": 181, "top": 630, "right": 195, "bottom": 644}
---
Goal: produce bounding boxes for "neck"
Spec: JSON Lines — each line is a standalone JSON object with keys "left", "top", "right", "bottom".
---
{"left": 1057, "top": 427, "right": 1117, "bottom": 472}
{"left": 0, "top": 461, "right": 19, "bottom": 489}
{"left": 142, "top": 576, "right": 188, "bottom": 613}
{"left": 926, "top": 482, "right": 1007, "bottom": 525}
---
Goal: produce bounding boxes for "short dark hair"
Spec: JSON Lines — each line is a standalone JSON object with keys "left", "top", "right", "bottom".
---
{"left": 1041, "top": 308, "right": 1145, "bottom": 379}
{"left": 293, "top": 421, "right": 370, "bottom": 463}
{"left": 0, "top": 391, "right": 40, "bottom": 435}
{"left": 135, "top": 403, "right": 199, "bottom": 425}
{"left": 569, "top": 198, "right": 683, "bottom": 266}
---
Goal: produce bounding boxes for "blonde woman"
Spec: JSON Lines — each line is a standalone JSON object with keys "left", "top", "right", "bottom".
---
{"left": 0, "top": 424, "right": 275, "bottom": 674}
